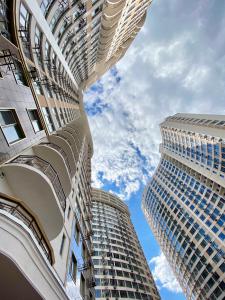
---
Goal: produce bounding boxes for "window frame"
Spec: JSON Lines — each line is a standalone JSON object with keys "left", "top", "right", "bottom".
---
{"left": 27, "top": 108, "right": 43, "bottom": 133}
{"left": 0, "top": 108, "right": 26, "bottom": 145}
{"left": 69, "top": 252, "right": 77, "bottom": 283}
{"left": 59, "top": 233, "right": 66, "bottom": 256}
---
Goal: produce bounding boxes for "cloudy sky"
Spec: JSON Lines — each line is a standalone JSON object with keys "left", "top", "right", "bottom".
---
{"left": 84, "top": 0, "right": 225, "bottom": 299}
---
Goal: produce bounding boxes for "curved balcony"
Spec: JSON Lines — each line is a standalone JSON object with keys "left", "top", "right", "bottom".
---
{"left": 34, "top": 142, "right": 72, "bottom": 196}
{"left": 137, "top": 12, "right": 147, "bottom": 29}
{"left": 104, "top": 0, "right": 125, "bottom": 19}
{"left": 64, "top": 126, "right": 82, "bottom": 152}
{"left": 2, "top": 155, "right": 66, "bottom": 240}
{"left": 60, "top": 129, "right": 79, "bottom": 161}
{"left": 0, "top": 203, "right": 70, "bottom": 300}
{"left": 0, "top": 194, "right": 53, "bottom": 264}
{"left": 49, "top": 134, "right": 76, "bottom": 176}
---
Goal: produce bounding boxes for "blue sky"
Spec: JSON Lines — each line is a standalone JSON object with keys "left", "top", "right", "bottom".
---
{"left": 84, "top": 0, "right": 225, "bottom": 299}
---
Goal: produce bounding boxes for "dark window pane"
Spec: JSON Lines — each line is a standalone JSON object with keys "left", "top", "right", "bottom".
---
{"left": 0, "top": 110, "right": 15, "bottom": 125}
{"left": 28, "top": 109, "right": 42, "bottom": 132}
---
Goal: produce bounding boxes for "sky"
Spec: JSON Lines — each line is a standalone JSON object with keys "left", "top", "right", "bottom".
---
{"left": 84, "top": 0, "right": 225, "bottom": 299}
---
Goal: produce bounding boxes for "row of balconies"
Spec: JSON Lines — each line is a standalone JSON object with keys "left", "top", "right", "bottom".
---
{"left": 0, "top": 119, "right": 87, "bottom": 251}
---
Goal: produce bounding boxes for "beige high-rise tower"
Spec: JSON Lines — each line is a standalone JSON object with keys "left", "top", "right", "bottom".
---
{"left": 92, "top": 188, "right": 160, "bottom": 300}
{"left": 142, "top": 113, "right": 225, "bottom": 300}
{"left": 0, "top": 0, "right": 155, "bottom": 299}
{"left": 84, "top": 0, "right": 153, "bottom": 89}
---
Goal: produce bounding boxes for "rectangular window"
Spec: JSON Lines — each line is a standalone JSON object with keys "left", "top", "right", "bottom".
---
{"left": 74, "top": 222, "right": 80, "bottom": 245}
{"left": 14, "top": 61, "right": 27, "bottom": 85}
{"left": 33, "top": 81, "right": 43, "bottom": 95}
{"left": 67, "top": 206, "right": 71, "bottom": 219}
{"left": 42, "top": 107, "right": 55, "bottom": 132}
{"left": 19, "top": 3, "right": 29, "bottom": 29}
{"left": 59, "top": 233, "right": 66, "bottom": 256}
{"left": 82, "top": 242, "right": 86, "bottom": 259}
{"left": 69, "top": 253, "right": 77, "bottom": 283}
{"left": 0, "top": 109, "right": 25, "bottom": 144}
{"left": 27, "top": 109, "right": 43, "bottom": 132}
{"left": 52, "top": 107, "right": 60, "bottom": 128}
{"left": 80, "top": 274, "right": 85, "bottom": 298}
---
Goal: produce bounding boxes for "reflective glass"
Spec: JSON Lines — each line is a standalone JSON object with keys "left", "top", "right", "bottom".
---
{"left": 2, "top": 125, "right": 22, "bottom": 143}
{"left": 0, "top": 110, "right": 15, "bottom": 125}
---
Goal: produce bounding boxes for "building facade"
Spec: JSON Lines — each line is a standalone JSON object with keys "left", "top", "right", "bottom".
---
{"left": 0, "top": 111, "right": 96, "bottom": 299}
{"left": 142, "top": 113, "right": 225, "bottom": 300}
{"left": 92, "top": 188, "right": 160, "bottom": 300}
{"left": 0, "top": 1, "right": 93, "bottom": 299}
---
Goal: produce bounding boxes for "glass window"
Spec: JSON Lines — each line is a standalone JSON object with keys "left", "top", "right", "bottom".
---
{"left": 27, "top": 109, "right": 43, "bottom": 132}
{"left": 120, "top": 291, "right": 128, "bottom": 298}
{"left": 80, "top": 274, "right": 85, "bottom": 298}
{"left": 95, "top": 289, "right": 101, "bottom": 298}
{"left": 67, "top": 206, "right": 71, "bottom": 219}
{"left": 40, "top": 0, "right": 53, "bottom": 15}
{"left": 128, "top": 291, "right": 135, "bottom": 298}
{"left": 60, "top": 233, "right": 66, "bottom": 255}
{"left": 69, "top": 253, "right": 77, "bottom": 283}
{"left": 74, "top": 222, "right": 80, "bottom": 245}
{"left": 42, "top": 107, "right": 55, "bottom": 132}
{"left": 19, "top": 3, "right": 29, "bottom": 28}
{"left": 0, "top": 109, "right": 25, "bottom": 144}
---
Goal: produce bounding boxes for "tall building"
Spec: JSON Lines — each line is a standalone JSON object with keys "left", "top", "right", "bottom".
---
{"left": 142, "top": 113, "right": 225, "bottom": 300}
{"left": 92, "top": 188, "right": 160, "bottom": 300}
{"left": 0, "top": 0, "right": 152, "bottom": 162}
{"left": 83, "top": 0, "right": 153, "bottom": 89}
{"left": 0, "top": 110, "right": 95, "bottom": 299}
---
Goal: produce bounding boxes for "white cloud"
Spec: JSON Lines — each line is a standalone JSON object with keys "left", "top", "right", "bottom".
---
{"left": 84, "top": 0, "right": 225, "bottom": 200}
{"left": 149, "top": 252, "right": 182, "bottom": 293}
{"left": 183, "top": 65, "right": 209, "bottom": 90}
{"left": 66, "top": 280, "right": 81, "bottom": 300}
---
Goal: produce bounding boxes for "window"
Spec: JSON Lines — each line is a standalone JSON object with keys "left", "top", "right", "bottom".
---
{"left": 12, "top": 61, "right": 27, "bottom": 85}
{"left": 0, "top": 109, "right": 25, "bottom": 144}
{"left": 120, "top": 291, "right": 128, "bottom": 298}
{"left": 80, "top": 274, "right": 85, "bottom": 298}
{"left": 60, "top": 233, "right": 66, "bottom": 255}
{"left": 74, "top": 222, "right": 80, "bottom": 245}
{"left": 95, "top": 289, "right": 101, "bottom": 298}
{"left": 52, "top": 107, "right": 60, "bottom": 128}
{"left": 40, "top": 0, "right": 52, "bottom": 15}
{"left": 69, "top": 253, "right": 77, "bottom": 283}
{"left": 82, "top": 242, "right": 86, "bottom": 259}
{"left": 67, "top": 206, "right": 71, "bottom": 219}
{"left": 33, "top": 81, "right": 43, "bottom": 95}
{"left": 27, "top": 109, "right": 43, "bottom": 132}
{"left": 19, "top": 3, "right": 29, "bottom": 29}
{"left": 42, "top": 107, "right": 55, "bottom": 132}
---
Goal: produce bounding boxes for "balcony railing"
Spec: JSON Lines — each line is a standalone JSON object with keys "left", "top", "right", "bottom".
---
{"left": 78, "top": 258, "right": 93, "bottom": 271}
{"left": 56, "top": 133, "right": 73, "bottom": 148}
{"left": 10, "top": 155, "right": 66, "bottom": 211}
{"left": 82, "top": 229, "right": 93, "bottom": 240}
{"left": 0, "top": 195, "right": 53, "bottom": 264}
{"left": 40, "top": 142, "right": 72, "bottom": 175}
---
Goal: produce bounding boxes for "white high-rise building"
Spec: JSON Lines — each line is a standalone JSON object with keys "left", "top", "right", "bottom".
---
{"left": 142, "top": 113, "right": 225, "bottom": 300}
